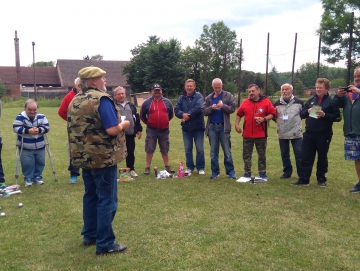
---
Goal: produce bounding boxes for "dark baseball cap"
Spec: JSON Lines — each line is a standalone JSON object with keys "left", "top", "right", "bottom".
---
{"left": 151, "top": 84, "right": 162, "bottom": 91}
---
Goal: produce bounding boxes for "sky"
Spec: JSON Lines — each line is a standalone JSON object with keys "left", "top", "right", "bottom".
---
{"left": 0, "top": 0, "right": 343, "bottom": 73}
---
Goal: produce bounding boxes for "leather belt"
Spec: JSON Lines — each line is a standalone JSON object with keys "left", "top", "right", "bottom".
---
{"left": 210, "top": 122, "right": 223, "bottom": 126}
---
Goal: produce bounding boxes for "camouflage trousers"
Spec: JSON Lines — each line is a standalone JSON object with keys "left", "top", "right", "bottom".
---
{"left": 243, "top": 137, "right": 267, "bottom": 175}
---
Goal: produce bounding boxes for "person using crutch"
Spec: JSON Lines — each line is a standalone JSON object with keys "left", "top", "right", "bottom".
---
{"left": 13, "top": 99, "right": 50, "bottom": 187}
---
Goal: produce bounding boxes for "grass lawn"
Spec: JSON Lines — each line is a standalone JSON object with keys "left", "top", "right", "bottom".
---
{"left": 0, "top": 105, "right": 360, "bottom": 271}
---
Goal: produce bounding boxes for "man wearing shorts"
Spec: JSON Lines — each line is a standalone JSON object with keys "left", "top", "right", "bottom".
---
{"left": 332, "top": 68, "right": 360, "bottom": 193}
{"left": 140, "top": 84, "right": 175, "bottom": 175}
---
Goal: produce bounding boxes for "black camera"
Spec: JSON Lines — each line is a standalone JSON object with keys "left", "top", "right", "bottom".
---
{"left": 340, "top": 86, "right": 352, "bottom": 92}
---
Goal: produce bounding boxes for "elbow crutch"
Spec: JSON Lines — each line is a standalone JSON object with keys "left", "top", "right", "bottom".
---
{"left": 14, "top": 136, "right": 23, "bottom": 185}
{"left": 44, "top": 134, "right": 58, "bottom": 182}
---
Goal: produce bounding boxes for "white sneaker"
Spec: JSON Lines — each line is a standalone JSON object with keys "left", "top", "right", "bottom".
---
{"left": 33, "top": 177, "right": 44, "bottom": 185}
{"left": 130, "top": 170, "right": 138, "bottom": 177}
{"left": 185, "top": 169, "right": 193, "bottom": 174}
{"left": 199, "top": 170, "right": 205, "bottom": 175}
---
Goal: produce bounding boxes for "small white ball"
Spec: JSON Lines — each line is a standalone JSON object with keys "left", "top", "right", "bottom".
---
{"left": 0, "top": 212, "right": 5, "bottom": 217}
{"left": 18, "top": 203, "right": 23, "bottom": 208}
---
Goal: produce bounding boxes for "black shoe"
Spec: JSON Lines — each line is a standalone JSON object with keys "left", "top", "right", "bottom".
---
{"left": 349, "top": 182, "right": 360, "bottom": 193}
{"left": 96, "top": 244, "right": 127, "bottom": 255}
{"left": 291, "top": 180, "right": 309, "bottom": 186}
{"left": 83, "top": 240, "right": 96, "bottom": 246}
{"left": 317, "top": 177, "right": 327, "bottom": 187}
{"left": 280, "top": 174, "right": 291, "bottom": 179}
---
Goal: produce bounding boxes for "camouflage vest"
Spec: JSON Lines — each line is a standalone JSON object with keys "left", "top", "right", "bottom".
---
{"left": 67, "top": 88, "right": 126, "bottom": 169}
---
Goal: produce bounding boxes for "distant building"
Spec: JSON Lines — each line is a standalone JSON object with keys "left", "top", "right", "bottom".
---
{"left": 0, "top": 31, "right": 130, "bottom": 99}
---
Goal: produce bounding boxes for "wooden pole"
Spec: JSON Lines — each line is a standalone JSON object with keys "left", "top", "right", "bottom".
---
{"left": 265, "top": 33, "right": 269, "bottom": 96}
{"left": 291, "top": 33, "right": 297, "bottom": 86}
{"left": 317, "top": 33, "right": 321, "bottom": 79}
{"left": 346, "top": 12, "right": 354, "bottom": 86}
{"left": 237, "top": 39, "right": 242, "bottom": 107}
{"left": 222, "top": 42, "right": 228, "bottom": 83}
{"left": 203, "top": 48, "right": 208, "bottom": 97}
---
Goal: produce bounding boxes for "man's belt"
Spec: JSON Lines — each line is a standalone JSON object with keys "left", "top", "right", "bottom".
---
{"left": 210, "top": 122, "right": 224, "bottom": 125}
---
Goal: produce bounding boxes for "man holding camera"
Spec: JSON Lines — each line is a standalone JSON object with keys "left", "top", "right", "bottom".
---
{"left": 332, "top": 68, "right": 360, "bottom": 193}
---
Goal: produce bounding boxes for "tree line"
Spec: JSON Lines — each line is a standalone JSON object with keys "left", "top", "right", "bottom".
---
{"left": 8, "top": 0, "right": 358, "bottom": 99}
{"left": 124, "top": 0, "right": 359, "bottom": 98}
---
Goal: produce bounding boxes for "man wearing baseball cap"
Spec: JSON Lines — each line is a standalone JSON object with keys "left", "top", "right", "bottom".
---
{"left": 67, "top": 66, "right": 130, "bottom": 255}
{"left": 140, "top": 84, "right": 175, "bottom": 175}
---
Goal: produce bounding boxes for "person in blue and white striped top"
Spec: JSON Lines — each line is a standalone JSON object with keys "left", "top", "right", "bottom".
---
{"left": 13, "top": 99, "right": 50, "bottom": 187}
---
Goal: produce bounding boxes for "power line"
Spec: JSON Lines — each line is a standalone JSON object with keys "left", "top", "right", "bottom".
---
{"left": 269, "top": 47, "right": 318, "bottom": 57}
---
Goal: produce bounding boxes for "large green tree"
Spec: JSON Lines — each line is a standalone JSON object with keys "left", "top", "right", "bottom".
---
{"left": 293, "top": 78, "right": 307, "bottom": 97}
{"left": 181, "top": 45, "right": 203, "bottom": 87}
{"left": 123, "top": 36, "right": 184, "bottom": 97}
{"left": 331, "top": 78, "right": 347, "bottom": 88}
{"left": 297, "top": 62, "right": 347, "bottom": 88}
{"left": 196, "top": 21, "right": 242, "bottom": 94}
{"left": 318, "top": 0, "right": 360, "bottom": 64}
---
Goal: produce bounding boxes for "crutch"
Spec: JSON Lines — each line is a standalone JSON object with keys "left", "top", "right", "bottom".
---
{"left": 14, "top": 136, "right": 24, "bottom": 185}
{"left": 44, "top": 134, "right": 58, "bottom": 182}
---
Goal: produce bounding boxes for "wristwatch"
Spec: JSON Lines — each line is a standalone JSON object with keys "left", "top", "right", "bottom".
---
{"left": 263, "top": 117, "right": 267, "bottom": 122}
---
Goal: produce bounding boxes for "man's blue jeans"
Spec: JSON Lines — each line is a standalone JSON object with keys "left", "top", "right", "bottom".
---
{"left": 182, "top": 130, "right": 205, "bottom": 171}
{"left": 208, "top": 123, "right": 235, "bottom": 175}
{"left": 81, "top": 165, "right": 118, "bottom": 253}
{"left": 279, "top": 138, "right": 302, "bottom": 177}
{"left": 20, "top": 148, "right": 45, "bottom": 181}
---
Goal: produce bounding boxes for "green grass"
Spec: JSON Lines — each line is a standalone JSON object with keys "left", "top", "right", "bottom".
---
{"left": 1, "top": 105, "right": 360, "bottom": 271}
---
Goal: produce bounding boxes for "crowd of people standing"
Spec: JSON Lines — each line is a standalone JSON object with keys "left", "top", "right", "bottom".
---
{"left": 2, "top": 66, "right": 360, "bottom": 255}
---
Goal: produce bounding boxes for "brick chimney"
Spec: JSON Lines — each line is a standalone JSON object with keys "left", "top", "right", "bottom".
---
{"left": 14, "top": 30, "right": 21, "bottom": 84}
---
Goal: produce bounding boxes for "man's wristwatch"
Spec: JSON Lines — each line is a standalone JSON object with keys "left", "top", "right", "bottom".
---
{"left": 263, "top": 117, "right": 267, "bottom": 122}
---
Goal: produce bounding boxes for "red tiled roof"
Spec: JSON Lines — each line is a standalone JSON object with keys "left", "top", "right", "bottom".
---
{"left": 0, "top": 59, "right": 130, "bottom": 88}
{"left": 0, "top": 66, "right": 60, "bottom": 85}
{"left": 56, "top": 59, "right": 130, "bottom": 87}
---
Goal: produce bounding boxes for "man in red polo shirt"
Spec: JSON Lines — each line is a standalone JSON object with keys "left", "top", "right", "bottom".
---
{"left": 235, "top": 84, "right": 276, "bottom": 180}
{"left": 140, "top": 84, "right": 175, "bottom": 175}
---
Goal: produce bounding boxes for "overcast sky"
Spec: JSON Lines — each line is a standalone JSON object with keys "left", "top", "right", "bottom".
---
{"left": 0, "top": 0, "right": 342, "bottom": 73}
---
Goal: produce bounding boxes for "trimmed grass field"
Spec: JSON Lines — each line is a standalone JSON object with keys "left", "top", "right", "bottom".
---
{"left": 1, "top": 105, "right": 359, "bottom": 271}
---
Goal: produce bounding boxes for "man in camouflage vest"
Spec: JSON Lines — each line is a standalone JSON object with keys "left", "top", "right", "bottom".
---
{"left": 67, "top": 66, "right": 130, "bottom": 255}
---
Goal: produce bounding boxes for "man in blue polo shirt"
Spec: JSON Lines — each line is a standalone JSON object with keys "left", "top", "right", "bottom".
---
{"left": 201, "top": 78, "right": 236, "bottom": 179}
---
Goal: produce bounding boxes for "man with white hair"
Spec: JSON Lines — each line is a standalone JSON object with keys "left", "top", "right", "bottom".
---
{"left": 68, "top": 66, "right": 130, "bottom": 255}
{"left": 201, "top": 78, "right": 236, "bottom": 179}
{"left": 273, "top": 83, "right": 304, "bottom": 179}
{"left": 113, "top": 86, "right": 142, "bottom": 177}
